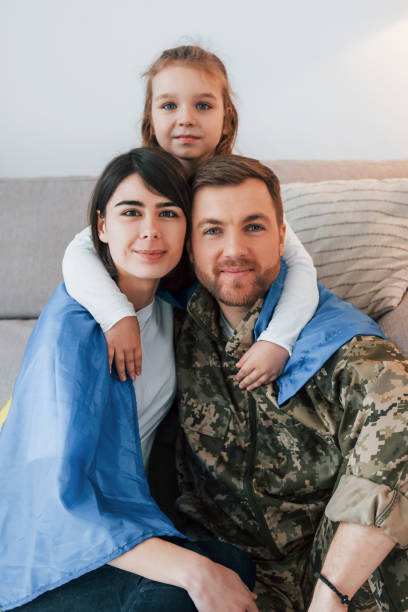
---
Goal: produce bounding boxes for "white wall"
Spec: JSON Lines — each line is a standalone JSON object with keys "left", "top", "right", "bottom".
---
{"left": 1, "top": 0, "right": 407, "bottom": 177}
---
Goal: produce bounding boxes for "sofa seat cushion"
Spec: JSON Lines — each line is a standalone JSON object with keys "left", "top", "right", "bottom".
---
{"left": 0, "top": 319, "right": 37, "bottom": 407}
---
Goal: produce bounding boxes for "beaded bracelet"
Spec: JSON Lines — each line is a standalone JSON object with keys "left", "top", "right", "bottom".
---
{"left": 314, "top": 572, "right": 351, "bottom": 607}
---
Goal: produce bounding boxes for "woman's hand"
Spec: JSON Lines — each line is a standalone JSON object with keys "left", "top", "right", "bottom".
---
{"left": 236, "top": 340, "right": 289, "bottom": 390}
{"left": 104, "top": 316, "right": 142, "bottom": 381}
{"left": 110, "top": 537, "right": 258, "bottom": 611}
{"left": 186, "top": 559, "right": 259, "bottom": 612}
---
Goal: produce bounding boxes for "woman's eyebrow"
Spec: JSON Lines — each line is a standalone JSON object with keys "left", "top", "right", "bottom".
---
{"left": 114, "top": 200, "right": 144, "bottom": 207}
{"left": 156, "top": 201, "right": 182, "bottom": 209}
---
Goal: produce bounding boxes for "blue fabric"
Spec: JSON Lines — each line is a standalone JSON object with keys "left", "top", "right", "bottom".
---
{"left": 0, "top": 284, "right": 184, "bottom": 611}
{"left": 254, "top": 260, "right": 386, "bottom": 405}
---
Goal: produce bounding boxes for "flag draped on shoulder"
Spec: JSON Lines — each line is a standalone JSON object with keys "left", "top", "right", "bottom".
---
{"left": 0, "top": 284, "right": 184, "bottom": 611}
{"left": 254, "top": 260, "right": 386, "bottom": 404}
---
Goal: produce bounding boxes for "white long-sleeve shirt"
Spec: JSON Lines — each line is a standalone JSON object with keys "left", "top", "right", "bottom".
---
{"left": 62, "top": 218, "right": 318, "bottom": 354}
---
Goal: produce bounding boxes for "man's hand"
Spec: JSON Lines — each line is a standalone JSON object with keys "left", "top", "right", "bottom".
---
{"left": 236, "top": 341, "right": 289, "bottom": 391}
{"left": 187, "top": 560, "right": 259, "bottom": 612}
{"left": 104, "top": 316, "right": 142, "bottom": 381}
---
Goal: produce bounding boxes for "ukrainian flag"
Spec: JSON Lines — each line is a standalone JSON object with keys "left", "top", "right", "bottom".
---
{"left": 0, "top": 284, "right": 184, "bottom": 611}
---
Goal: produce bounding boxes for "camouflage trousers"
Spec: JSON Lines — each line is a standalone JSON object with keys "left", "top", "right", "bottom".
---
{"left": 250, "top": 516, "right": 408, "bottom": 612}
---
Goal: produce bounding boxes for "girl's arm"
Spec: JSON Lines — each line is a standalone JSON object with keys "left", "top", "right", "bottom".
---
{"left": 257, "top": 220, "right": 319, "bottom": 350}
{"left": 109, "top": 537, "right": 258, "bottom": 612}
{"left": 236, "top": 220, "right": 319, "bottom": 390}
{"left": 62, "top": 227, "right": 142, "bottom": 380}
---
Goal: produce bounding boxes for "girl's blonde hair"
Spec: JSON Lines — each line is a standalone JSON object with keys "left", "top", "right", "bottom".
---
{"left": 141, "top": 45, "right": 238, "bottom": 156}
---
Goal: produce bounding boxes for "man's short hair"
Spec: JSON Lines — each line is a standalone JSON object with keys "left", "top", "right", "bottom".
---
{"left": 191, "top": 155, "right": 284, "bottom": 227}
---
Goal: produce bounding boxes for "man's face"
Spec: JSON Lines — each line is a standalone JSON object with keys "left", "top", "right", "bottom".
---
{"left": 190, "top": 178, "right": 286, "bottom": 310}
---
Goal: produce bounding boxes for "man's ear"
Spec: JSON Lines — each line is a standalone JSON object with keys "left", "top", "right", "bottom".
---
{"left": 97, "top": 210, "right": 108, "bottom": 244}
{"left": 279, "top": 222, "right": 286, "bottom": 257}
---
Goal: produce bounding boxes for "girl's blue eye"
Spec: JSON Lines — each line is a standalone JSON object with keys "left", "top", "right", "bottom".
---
{"left": 163, "top": 102, "right": 176, "bottom": 110}
{"left": 204, "top": 227, "right": 220, "bottom": 235}
{"left": 196, "top": 102, "right": 211, "bottom": 110}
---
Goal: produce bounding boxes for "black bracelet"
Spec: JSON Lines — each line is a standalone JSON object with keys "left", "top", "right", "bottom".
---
{"left": 314, "top": 572, "right": 351, "bottom": 607}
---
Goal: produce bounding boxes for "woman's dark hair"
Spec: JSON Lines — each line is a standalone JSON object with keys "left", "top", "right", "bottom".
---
{"left": 89, "top": 147, "right": 194, "bottom": 291}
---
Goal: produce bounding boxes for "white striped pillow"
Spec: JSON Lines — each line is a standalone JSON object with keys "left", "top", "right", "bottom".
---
{"left": 282, "top": 179, "right": 408, "bottom": 320}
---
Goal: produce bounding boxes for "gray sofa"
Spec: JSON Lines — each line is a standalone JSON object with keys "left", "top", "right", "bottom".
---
{"left": 1, "top": 160, "right": 408, "bottom": 410}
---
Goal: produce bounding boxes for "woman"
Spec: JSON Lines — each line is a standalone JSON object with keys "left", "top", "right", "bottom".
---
{"left": 0, "top": 148, "right": 257, "bottom": 612}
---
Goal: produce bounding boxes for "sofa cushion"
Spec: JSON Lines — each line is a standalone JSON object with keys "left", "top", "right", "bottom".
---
{"left": 0, "top": 177, "right": 95, "bottom": 318}
{"left": 282, "top": 179, "right": 408, "bottom": 320}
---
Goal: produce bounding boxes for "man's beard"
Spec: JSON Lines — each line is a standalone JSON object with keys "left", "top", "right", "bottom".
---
{"left": 194, "top": 258, "right": 278, "bottom": 308}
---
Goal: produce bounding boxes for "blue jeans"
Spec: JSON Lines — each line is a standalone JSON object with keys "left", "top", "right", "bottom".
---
{"left": 13, "top": 538, "right": 256, "bottom": 611}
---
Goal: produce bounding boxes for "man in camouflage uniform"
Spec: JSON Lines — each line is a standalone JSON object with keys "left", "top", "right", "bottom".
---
{"left": 174, "top": 155, "right": 408, "bottom": 611}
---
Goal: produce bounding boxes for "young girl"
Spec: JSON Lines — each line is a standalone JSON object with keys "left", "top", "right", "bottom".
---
{"left": 0, "top": 148, "right": 257, "bottom": 612}
{"left": 62, "top": 45, "right": 318, "bottom": 388}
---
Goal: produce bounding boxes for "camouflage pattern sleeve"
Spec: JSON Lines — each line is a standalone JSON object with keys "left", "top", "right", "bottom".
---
{"left": 323, "top": 335, "right": 408, "bottom": 548}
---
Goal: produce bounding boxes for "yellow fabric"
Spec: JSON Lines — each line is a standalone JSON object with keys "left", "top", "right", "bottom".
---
{"left": 0, "top": 397, "right": 11, "bottom": 432}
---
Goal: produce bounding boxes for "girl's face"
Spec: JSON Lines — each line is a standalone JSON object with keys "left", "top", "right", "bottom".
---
{"left": 151, "top": 65, "right": 226, "bottom": 170}
{"left": 98, "top": 173, "right": 186, "bottom": 284}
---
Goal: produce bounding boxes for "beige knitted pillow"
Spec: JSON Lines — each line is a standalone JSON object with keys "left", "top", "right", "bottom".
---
{"left": 282, "top": 179, "right": 408, "bottom": 320}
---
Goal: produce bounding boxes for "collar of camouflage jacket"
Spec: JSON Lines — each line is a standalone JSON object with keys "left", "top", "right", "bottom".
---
{"left": 186, "top": 259, "right": 385, "bottom": 405}
{"left": 186, "top": 260, "right": 287, "bottom": 358}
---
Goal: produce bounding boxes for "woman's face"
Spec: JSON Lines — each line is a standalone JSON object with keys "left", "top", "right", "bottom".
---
{"left": 98, "top": 173, "right": 187, "bottom": 283}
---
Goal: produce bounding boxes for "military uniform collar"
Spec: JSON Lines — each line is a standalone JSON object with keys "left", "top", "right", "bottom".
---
{"left": 187, "top": 284, "right": 265, "bottom": 360}
{"left": 186, "top": 284, "right": 224, "bottom": 343}
{"left": 224, "top": 299, "right": 265, "bottom": 359}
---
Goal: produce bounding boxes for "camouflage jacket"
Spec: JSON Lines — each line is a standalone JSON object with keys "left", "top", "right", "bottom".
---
{"left": 175, "top": 285, "right": 408, "bottom": 610}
